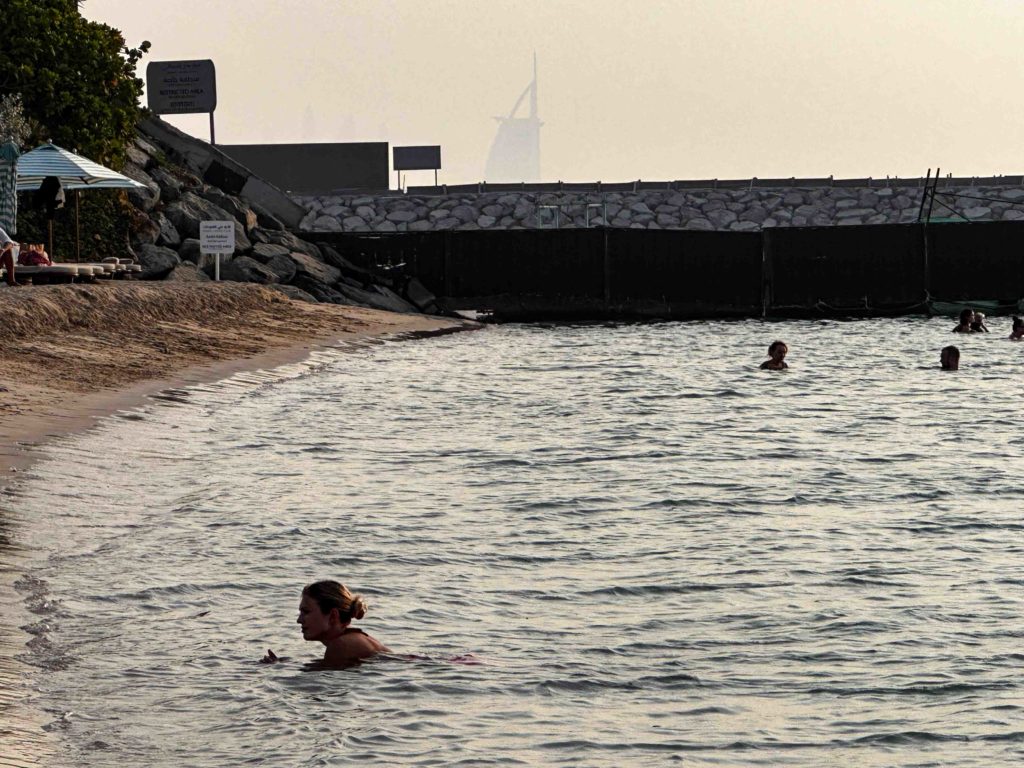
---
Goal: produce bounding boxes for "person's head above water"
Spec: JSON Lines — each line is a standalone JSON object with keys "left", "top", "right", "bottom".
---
{"left": 940, "top": 345, "right": 960, "bottom": 370}
{"left": 295, "top": 580, "right": 389, "bottom": 665}
{"left": 263, "top": 581, "right": 388, "bottom": 666}
{"left": 1011, "top": 317, "right": 1024, "bottom": 339}
{"left": 299, "top": 580, "right": 367, "bottom": 640}
{"left": 954, "top": 308, "right": 975, "bottom": 332}
{"left": 760, "top": 340, "right": 789, "bottom": 370}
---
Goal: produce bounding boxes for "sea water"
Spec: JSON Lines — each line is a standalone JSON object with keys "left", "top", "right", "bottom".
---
{"left": 6, "top": 318, "right": 1024, "bottom": 767}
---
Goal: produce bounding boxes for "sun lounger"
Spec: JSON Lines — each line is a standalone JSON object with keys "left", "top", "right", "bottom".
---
{"left": 104, "top": 258, "right": 140, "bottom": 278}
{"left": 76, "top": 265, "right": 101, "bottom": 278}
{"left": 4, "top": 264, "right": 81, "bottom": 284}
{"left": 75, "top": 263, "right": 119, "bottom": 278}
{"left": 0, "top": 260, "right": 141, "bottom": 285}
{"left": 16, "top": 264, "right": 82, "bottom": 283}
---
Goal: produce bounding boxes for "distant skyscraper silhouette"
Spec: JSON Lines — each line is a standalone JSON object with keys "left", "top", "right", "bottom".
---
{"left": 484, "top": 55, "right": 542, "bottom": 182}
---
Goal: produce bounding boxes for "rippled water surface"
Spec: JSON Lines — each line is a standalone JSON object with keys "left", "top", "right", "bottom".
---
{"left": 8, "top": 319, "right": 1024, "bottom": 766}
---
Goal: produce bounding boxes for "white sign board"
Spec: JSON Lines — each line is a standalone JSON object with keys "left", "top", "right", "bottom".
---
{"left": 147, "top": 60, "right": 217, "bottom": 115}
{"left": 200, "top": 221, "right": 235, "bottom": 254}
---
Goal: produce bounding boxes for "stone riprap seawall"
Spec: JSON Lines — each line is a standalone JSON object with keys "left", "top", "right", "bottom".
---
{"left": 114, "top": 117, "right": 443, "bottom": 315}
{"left": 295, "top": 184, "right": 1024, "bottom": 233}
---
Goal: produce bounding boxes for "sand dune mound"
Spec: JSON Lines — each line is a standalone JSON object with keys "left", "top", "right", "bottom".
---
{"left": 0, "top": 283, "right": 463, "bottom": 396}
{"left": 0, "top": 282, "right": 296, "bottom": 343}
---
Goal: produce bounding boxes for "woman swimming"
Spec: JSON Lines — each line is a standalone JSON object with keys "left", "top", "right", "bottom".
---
{"left": 952, "top": 308, "right": 975, "bottom": 333}
{"left": 263, "top": 580, "right": 390, "bottom": 666}
{"left": 759, "top": 340, "right": 789, "bottom": 370}
{"left": 1010, "top": 317, "right": 1024, "bottom": 340}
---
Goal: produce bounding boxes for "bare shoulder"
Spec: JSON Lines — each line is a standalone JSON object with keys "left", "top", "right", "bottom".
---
{"left": 327, "top": 631, "right": 390, "bottom": 663}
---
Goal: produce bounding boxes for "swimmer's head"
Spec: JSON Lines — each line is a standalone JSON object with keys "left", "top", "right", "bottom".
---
{"left": 940, "top": 345, "right": 960, "bottom": 370}
{"left": 302, "top": 580, "right": 367, "bottom": 625}
{"left": 767, "top": 340, "right": 788, "bottom": 360}
{"left": 959, "top": 308, "right": 974, "bottom": 324}
{"left": 1013, "top": 317, "right": 1023, "bottom": 332}
{"left": 974, "top": 312, "right": 986, "bottom": 323}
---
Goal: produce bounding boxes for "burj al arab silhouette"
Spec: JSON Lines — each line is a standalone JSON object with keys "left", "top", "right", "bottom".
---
{"left": 484, "top": 55, "right": 542, "bottom": 182}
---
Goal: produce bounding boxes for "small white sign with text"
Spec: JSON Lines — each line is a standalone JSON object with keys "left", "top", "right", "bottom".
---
{"left": 200, "top": 220, "right": 235, "bottom": 254}
{"left": 200, "top": 220, "right": 234, "bottom": 281}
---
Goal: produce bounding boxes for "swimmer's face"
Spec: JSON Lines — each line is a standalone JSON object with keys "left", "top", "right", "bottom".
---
{"left": 297, "top": 595, "right": 333, "bottom": 642}
{"left": 771, "top": 345, "right": 788, "bottom": 361}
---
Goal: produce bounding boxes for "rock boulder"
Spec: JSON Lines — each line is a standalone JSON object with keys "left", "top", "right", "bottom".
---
{"left": 291, "top": 274, "right": 354, "bottom": 305}
{"left": 153, "top": 212, "right": 181, "bottom": 248}
{"left": 138, "top": 244, "right": 180, "bottom": 280}
{"left": 288, "top": 251, "right": 341, "bottom": 285}
{"left": 221, "top": 255, "right": 279, "bottom": 284}
{"left": 264, "top": 254, "right": 297, "bottom": 283}
{"left": 198, "top": 188, "right": 259, "bottom": 231}
{"left": 164, "top": 192, "right": 252, "bottom": 253}
{"left": 122, "top": 163, "right": 160, "bottom": 212}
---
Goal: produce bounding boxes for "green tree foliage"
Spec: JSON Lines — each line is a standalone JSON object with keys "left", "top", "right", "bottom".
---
{"left": 0, "top": 94, "right": 33, "bottom": 147}
{"left": 0, "top": 0, "right": 150, "bottom": 166}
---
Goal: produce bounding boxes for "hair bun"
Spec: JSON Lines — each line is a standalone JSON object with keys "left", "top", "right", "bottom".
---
{"left": 350, "top": 595, "right": 367, "bottom": 620}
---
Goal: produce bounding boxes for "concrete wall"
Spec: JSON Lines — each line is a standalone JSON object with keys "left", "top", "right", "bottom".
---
{"left": 139, "top": 117, "right": 306, "bottom": 228}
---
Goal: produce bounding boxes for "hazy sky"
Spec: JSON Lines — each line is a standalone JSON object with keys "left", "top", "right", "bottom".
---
{"left": 84, "top": 0, "right": 1024, "bottom": 186}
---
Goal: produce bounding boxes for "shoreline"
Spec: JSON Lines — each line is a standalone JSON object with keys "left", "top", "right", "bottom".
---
{"left": 0, "top": 283, "right": 479, "bottom": 765}
{"left": 0, "top": 318, "right": 474, "bottom": 477}
{"left": 0, "top": 283, "right": 479, "bottom": 477}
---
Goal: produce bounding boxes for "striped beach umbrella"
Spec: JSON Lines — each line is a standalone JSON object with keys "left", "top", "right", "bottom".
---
{"left": 15, "top": 142, "right": 144, "bottom": 191}
{"left": 15, "top": 143, "right": 144, "bottom": 261}
{"left": 0, "top": 140, "right": 20, "bottom": 233}
{"left": 15, "top": 143, "right": 144, "bottom": 193}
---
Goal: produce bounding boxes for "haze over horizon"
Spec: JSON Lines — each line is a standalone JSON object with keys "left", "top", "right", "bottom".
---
{"left": 84, "top": 0, "right": 1024, "bottom": 186}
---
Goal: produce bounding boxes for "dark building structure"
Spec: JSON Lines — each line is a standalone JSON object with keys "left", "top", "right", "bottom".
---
{"left": 220, "top": 142, "right": 389, "bottom": 194}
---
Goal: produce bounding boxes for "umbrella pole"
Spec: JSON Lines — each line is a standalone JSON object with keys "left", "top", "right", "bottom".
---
{"left": 48, "top": 218, "right": 53, "bottom": 261}
{"left": 75, "top": 190, "right": 80, "bottom": 262}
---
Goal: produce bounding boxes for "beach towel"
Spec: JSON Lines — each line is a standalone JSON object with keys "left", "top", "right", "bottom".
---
{"left": 18, "top": 248, "right": 50, "bottom": 266}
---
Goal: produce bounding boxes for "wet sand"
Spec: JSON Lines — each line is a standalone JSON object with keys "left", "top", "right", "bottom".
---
{"left": 0, "top": 282, "right": 478, "bottom": 764}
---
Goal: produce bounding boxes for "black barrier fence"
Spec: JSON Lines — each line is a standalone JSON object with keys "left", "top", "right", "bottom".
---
{"left": 305, "top": 221, "right": 1024, "bottom": 319}
{"left": 446, "top": 229, "right": 606, "bottom": 299}
{"left": 765, "top": 224, "right": 927, "bottom": 314}
{"left": 606, "top": 229, "right": 762, "bottom": 314}
{"left": 928, "top": 221, "right": 1024, "bottom": 302}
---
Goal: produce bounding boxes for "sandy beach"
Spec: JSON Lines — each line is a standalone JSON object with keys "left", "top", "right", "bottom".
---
{"left": 0, "top": 282, "right": 477, "bottom": 765}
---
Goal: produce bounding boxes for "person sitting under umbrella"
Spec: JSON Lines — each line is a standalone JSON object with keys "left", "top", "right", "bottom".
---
{"left": 0, "top": 225, "right": 18, "bottom": 287}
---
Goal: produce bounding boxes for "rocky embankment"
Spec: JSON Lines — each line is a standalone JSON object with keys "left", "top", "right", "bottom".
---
{"left": 296, "top": 186, "right": 1024, "bottom": 233}
{"left": 120, "top": 127, "right": 438, "bottom": 314}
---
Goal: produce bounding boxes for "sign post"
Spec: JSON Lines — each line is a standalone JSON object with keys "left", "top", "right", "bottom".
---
{"left": 393, "top": 145, "right": 442, "bottom": 190}
{"left": 200, "top": 221, "right": 235, "bottom": 281}
{"left": 146, "top": 60, "right": 218, "bottom": 144}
